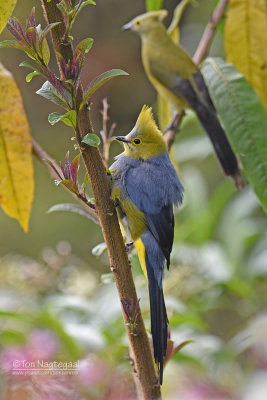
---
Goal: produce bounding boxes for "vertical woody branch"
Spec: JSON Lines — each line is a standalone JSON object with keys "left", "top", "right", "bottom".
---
{"left": 40, "top": 1, "right": 161, "bottom": 399}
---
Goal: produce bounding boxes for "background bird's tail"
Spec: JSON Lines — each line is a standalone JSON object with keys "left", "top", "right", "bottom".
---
{"left": 146, "top": 254, "right": 168, "bottom": 385}
{"left": 194, "top": 101, "right": 242, "bottom": 187}
{"left": 189, "top": 72, "right": 243, "bottom": 188}
{"left": 162, "top": 70, "right": 243, "bottom": 188}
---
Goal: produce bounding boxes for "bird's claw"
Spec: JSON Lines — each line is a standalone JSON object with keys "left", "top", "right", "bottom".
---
{"left": 125, "top": 241, "right": 134, "bottom": 252}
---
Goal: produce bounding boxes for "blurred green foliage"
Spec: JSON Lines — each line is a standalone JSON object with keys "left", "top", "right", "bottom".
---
{"left": 0, "top": 0, "right": 266, "bottom": 399}
{"left": 0, "top": 112, "right": 266, "bottom": 397}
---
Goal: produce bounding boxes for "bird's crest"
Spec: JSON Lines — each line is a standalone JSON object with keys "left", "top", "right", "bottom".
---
{"left": 136, "top": 105, "right": 162, "bottom": 137}
{"left": 119, "top": 105, "right": 167, "bottom": 159}
{"left": 144, "top": 10, "right": 168, "bottom": 22}
{"left": 140, "top": 10, "right": 168, "bottom": 21}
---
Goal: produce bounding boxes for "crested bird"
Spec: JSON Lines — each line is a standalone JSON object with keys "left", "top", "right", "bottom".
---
{"left": 122, "top": 10, "right": 242, "bottom": 187}
{"left": 110, "top": 105, "right": 184, "bottom": 384}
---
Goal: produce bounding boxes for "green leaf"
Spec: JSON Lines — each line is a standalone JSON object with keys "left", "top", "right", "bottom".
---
{"left": 60, "top": 179, "right": 78, "bottom": 194}
{"left": 62, "top": 110, "right": 77, "bottom": 127}
{"left": 57, "top": 1, "right": 67, "bottom": 13}
{"left": 36, "top": 80, "right": 70, "bottom": 109}
{"left": 39, "top": 22, "right": 61, "bottom": 49}
{"left": 170, "top": 312, "right": 207, "bottom": 331}
{"left": 80, "top": 69, "right": 128, "bottom": 109}
{"left": 0, "top": 40, "right": 25, "bottom": 50}
{"left": 92, "top": 242, "right": 107, "bottom": 257}
{"left": 100, "top": 273, "right": 114, "bottom": 284}
{"left": 0, "top": 330, "right": 26, "bottom": 346}
{"left": 41, "top": 38, "right": 50, "bottom": 66}
{"left": 226, "top": 278, "right": 254, "bottom": 298}
{"left": 26, "top": 71, "right": 40, "bottom": 82}
{"left": 36, "top": 310, "right": 82, "bottom": 360}
{"left": 202, "top": 57, "right": 267, "bottom": 215}
{"left": 76, "top": 37, "right": 94, "bottom": 54}
{"left": 167, "top": 0, "right": 196, "bottom": 38}
{"left": 48, "top": 110, "right": 77, "bottom": 127}
{"left": 6, "top": 37, "right": 37, "bottom": 59}
{"left": 75, "top": 0, "right": 96, "bottom": 14}
{"left": 36, "top": 24, "right": 51, "bottom": 66}
{"left": 181, "top": 180, "right": 236, "bottom": 244}
{"left": 0, "top": 310, "right": 31, "bottom": 321}
{"left": 19, "top": 59, "right": 43, "bottom": 74}
{"left": 47, "top": 203, "right": 98, "bottom": 224}
{"left": 81, "top": 172, "right": 90, "bottom": 194}
{"left": 48, "top": 112, "right": 63, "bottom": 125}
{"left": 146, "top": 0, "right": 163, "bottom": 11}
{"left": 82, "top": 133, "right": 101, "bottom": 147}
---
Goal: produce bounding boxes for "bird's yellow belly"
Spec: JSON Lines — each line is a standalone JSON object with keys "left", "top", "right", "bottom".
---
{"left": 111, "top": 185, "right": 148, "bottom": 278}
{"left": 111, "top": 185, "right": 146, "bottom": 240}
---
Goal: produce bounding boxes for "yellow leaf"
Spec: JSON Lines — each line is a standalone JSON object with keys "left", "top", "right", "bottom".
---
{"left": 167, "top": 0, "right": 197, "bottom": 42}
{"left": 225, "top": 0, "right": 267, "bottom": 109}
{"left": 0, "top": 0, "right": 18, "bottom": 34}
{"left": 0, "top": 64, "right": 34, "bottom": 232}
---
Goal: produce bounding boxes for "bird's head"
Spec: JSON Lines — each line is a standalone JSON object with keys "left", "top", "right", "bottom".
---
{"left": 122, "top": 10, "right": 167, "bottom": 35}
{"left": 116, "top": 105, "right": 167, "bottom": 159}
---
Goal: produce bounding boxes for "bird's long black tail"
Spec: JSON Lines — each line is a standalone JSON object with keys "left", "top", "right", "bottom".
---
{"left": 167, "top": 71, "right": 243, "bottom": 187}
{"left": 190, "top": 73, "right": 242, "bottom": 187}
{"left": 146, "top": 254, "right": 168, "bottom": 385}
{"left": 194, "top": 99, "right": 241, "bottom": 184}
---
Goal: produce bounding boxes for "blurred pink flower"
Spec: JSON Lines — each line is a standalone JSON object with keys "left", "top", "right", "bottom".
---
{"left": 78, "top": 357, "right": 107, "bottom": 386}
{"left": 1, "top": 329, "right": 58, "bottom": 374}
{"left": 32, "top": 375, "right": 81, "bottom": 400}
{"left": 177, "top": 382, "right": 232, "bottom": 400}
{"left": 27, "top": 329, "right": 58, "bottom": 360}
{"left": 1, "top": 347, "right": 30, "bottom": 372}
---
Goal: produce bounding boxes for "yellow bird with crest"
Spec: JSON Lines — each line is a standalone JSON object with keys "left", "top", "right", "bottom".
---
{"left": 110, "top": 105, "right": 184, "bottom": 384}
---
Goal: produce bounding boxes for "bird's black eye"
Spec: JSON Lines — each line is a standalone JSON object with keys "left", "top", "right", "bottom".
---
{"left": 136, "top": 20, "right": 141, "bottom": 26}
{"left": 133, "top": 138, "right": 141, "bottom": 144}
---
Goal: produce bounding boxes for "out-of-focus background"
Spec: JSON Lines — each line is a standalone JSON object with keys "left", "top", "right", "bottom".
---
{"left": 0, "top": 1, "right": 267, "bottom": 399}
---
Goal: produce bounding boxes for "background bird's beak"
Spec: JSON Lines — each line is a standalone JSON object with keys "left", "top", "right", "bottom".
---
{"left": 116, "top": 136, "right": 130, "bottom": 143}
{"left": 122, "top": 22, "right": 132, "bottom": 31}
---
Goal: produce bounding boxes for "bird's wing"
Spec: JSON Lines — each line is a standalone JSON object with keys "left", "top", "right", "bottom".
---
{"left": 124, "top": 162, "right": 175, "bottom": 266}
{"left": 149, "top": 58, "right": 213, "bottom": 110}
{"left": 192, "top": 71, "right": 215, "bottom": 110}
{"left": 147, "top": 39, "right": 197, "bottom": 80}
{"left": 146, "top": 205, "right": 174, "bottom": 268}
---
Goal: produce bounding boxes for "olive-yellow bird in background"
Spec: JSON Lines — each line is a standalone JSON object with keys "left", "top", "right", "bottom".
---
{"left": 110, "top": 106, "right": 184, "bottom": 384}
{"left": 123, "top": 10, "right": 242, "bottom": 187}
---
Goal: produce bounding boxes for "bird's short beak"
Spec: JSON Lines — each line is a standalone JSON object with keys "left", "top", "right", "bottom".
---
{"left": 122, "top": 22, "right": 132, "bottom": 31}
{"left": 116, "top": 136, "right": 130, "bottom": 143}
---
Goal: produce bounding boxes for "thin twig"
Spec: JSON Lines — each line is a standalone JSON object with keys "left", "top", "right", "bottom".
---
{"left": 164, "top": 0, "right": 229, "bottom": 148}
{"left": 193, "top": 0, "right": 228, "bottom": 65}
{"left": 164, "top": 111, "right": 185, "bottom": 151}
{"left": 32, "top": 138, "right": 99, "bottom": 225}
{"left": 100, "top": 98, "right": 117, "bottom": 167}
